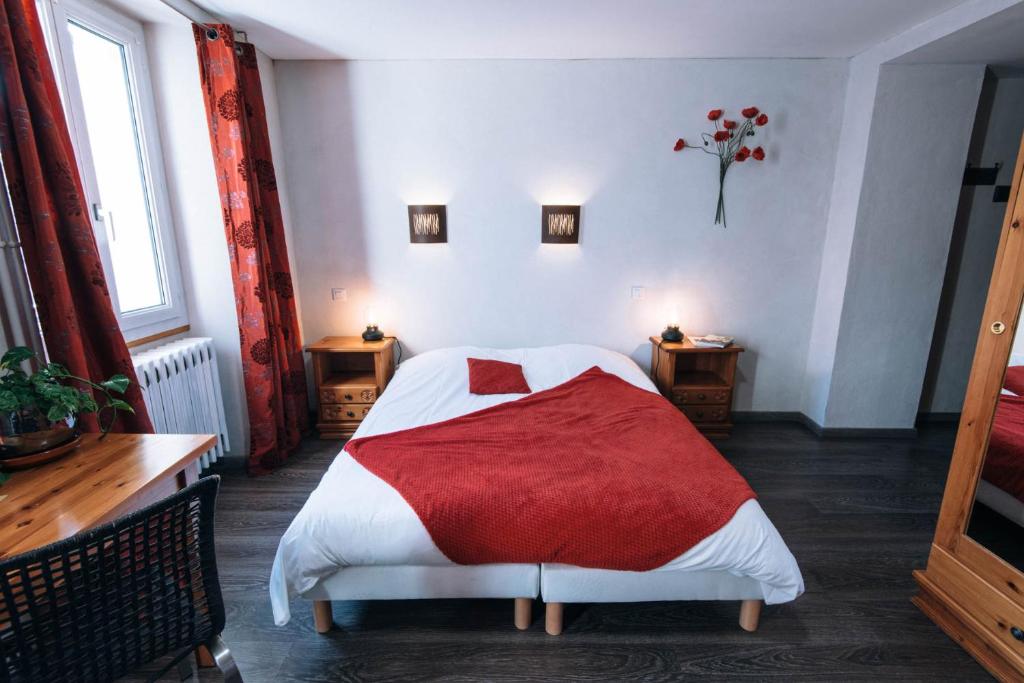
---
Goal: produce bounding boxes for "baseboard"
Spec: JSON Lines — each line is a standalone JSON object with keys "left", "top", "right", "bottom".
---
{"left": 816, "top": 425, "right": 918, "bottom": 438}
{"left": 731, "top": 411, "right": 917, "bottom": 439}
{"left": 731, "top": 411, "right": 806, "bottom": 423}
{"left": 916, "top": 412, "right": 961, "bottom": 425}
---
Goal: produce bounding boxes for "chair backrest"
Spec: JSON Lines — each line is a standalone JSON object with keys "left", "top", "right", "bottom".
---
{"left": 0, "top": 475, "right": 224, "bottom": 683}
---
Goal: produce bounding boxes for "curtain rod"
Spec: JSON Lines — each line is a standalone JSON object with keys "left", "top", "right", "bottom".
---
{"left": 156, "top": 0, "right": 222, "bottom": 39}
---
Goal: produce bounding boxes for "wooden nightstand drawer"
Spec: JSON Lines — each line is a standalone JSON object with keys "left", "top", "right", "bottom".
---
{"left": 320, "top": 385, "right": 378, "bottom": 404}
{"left": 320, "top": 403, "right": 372, "bottom": 423}
{"left": 672, "top": 387, "right": 731, "bottom": 405}
{"left": 680, "top": 404, "right": 729, "bottom": 424}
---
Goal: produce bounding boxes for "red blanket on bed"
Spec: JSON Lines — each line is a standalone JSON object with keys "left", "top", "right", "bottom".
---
{"left": 345, "top": 367, "right": 756, "bottom": 571}
{"left": 985, "top": 393, "right": 1024, "bottom": 503}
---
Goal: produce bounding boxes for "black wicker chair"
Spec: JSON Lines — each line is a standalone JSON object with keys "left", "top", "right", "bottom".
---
{"left": 0, "top": 475, "right": 241, "bottom": 683}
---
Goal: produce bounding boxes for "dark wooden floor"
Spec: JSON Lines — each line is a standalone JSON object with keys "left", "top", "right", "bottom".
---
{"left": 134, "top": 423, "right": 992, "bottom": 682}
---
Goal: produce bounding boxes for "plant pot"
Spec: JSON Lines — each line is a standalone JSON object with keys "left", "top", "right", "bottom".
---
{"left": 0, "top": 410, "right": 79, "bottom": 460}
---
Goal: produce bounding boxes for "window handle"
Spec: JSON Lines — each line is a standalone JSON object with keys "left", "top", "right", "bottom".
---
{"left": 92, "top": 203, "right": 116, "bottom": 242}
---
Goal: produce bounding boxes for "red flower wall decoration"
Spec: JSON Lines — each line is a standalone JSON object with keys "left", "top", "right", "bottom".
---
{"left": 673, "top": 107, "right": 769, "bottom": 227}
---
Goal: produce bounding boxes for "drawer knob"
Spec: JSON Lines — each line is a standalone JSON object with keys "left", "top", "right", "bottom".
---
{"left": 346, "top": 411, "right": 355, "bottom": 418}
{"left": 697, "top": 393, "right": 706, "bottom": 400}
{"left": 344, "top": 393, "right": 354, "bottom": 401}
{"left": 696, "top": 410, "right": 704, "bottom": 418}
{"left": 1012, "top": 625, "right": 1024, "bottom": 641}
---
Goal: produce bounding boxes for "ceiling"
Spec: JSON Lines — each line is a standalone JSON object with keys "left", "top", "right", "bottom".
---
{"left": 185, "top": 0, "right": 971, "bottom": 61}
{"left": 893, "top": 2, "right": 1024, "bottom": 67}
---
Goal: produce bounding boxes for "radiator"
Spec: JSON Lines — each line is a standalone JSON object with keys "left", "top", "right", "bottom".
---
{"left": 131, "top": 337, "right": 230, "bottom": 470}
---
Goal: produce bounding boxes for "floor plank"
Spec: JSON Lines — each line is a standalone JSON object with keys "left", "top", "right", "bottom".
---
{"left": 127, "top": 422, "right": 991, "bottom": 681}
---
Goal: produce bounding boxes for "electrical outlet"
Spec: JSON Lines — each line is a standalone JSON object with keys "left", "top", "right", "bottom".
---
{"left": 630, "top": 286, "right": 645, "bottom": 300}
{"left": 331, "top": 288, "right": 347, "bottom": 302}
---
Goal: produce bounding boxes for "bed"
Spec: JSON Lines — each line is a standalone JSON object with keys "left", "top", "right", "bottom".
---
{"left": 270, "top": 344, "right": 803, "bottom": 635}
{"left": 978, "top": 363, "right": 1024, "bottom": 527}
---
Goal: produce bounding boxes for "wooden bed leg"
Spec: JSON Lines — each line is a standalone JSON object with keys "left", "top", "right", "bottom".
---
{"left": 545, "top": 602, "right": 564, "bottom": 636}
{"left": 313, "top": 600, "right": 333, "bottom": 634}
{"left": 739, "top": 599, "right": 762, "bottom": 632}
{"left": 514, "top": 598, "right": 532, "bottom": 630}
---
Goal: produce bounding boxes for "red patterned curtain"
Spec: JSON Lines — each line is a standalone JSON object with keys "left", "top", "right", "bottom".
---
{"left": 0, "top": 0, "right": 152, "bottom": 433}
{"left": 193, "top": 25, "right": 308, "bottom": 474}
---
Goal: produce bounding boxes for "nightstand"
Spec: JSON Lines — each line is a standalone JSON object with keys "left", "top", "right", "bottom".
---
{"left": 649, "top": 336, "right": 744, "bottom": 438}
{"left": 307, "top": 336, "right": 396, "bottom": 439}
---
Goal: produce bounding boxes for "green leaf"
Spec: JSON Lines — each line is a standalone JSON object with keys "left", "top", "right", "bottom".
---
{"left": 79, "top": 393, "right": 99, "bottom": 413}
{"left": 46, "top": 404, "right": 70, "bottom": 422}
{"left": 0, "top": 389, "right": 19, "bottom": 412}
{"left": 44, "top": 363, "right": 70, "bottom": 378}
{"left": 1, "top": 347, "right": 35, "bottom": 370}
{"left": 100, "top": 375, "right": 130, "bottom": 394}
{"left": 106, "top": 398, "right": 134, "bottom": 413}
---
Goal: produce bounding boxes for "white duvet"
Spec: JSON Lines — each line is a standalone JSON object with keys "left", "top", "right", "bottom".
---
{"left": 270, "top": 344, "right": 803, "bottom": 625}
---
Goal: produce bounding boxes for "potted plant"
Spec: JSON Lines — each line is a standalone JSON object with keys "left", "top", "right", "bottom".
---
{"left": 0, "top": 346, "right": 134, "bottom": 464}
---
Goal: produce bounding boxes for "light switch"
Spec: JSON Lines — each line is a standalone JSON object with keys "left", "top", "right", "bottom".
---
{"left": 630, "top": 286, "right": 645, "bottom": 300}
{"left": 331, "top": 288, "right": 347, "bottom": 302}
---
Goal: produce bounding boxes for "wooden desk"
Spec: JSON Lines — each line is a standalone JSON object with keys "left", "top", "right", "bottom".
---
{"left": 0, "top": 433, "right": 214, "bottom": 560}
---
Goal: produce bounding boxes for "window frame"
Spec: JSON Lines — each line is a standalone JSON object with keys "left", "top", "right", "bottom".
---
{"left": 39, "top": 0, "right": 188, "bottom": 342}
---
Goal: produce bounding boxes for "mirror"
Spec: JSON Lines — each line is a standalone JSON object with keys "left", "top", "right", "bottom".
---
{"left": 966, "top": 298, "right": 1024, "bottom": 570}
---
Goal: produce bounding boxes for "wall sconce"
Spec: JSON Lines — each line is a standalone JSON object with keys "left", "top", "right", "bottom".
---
{"left": 541, "top": 205, "right": 580, "bottom": 244}
{"left": 408, "top": 205, "right": 447, "bottom": 243}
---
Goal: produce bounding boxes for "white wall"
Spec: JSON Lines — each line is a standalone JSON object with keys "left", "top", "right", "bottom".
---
{"left": 144, "top": 21, "right": 298, "bottom": 457}
{"left": 922, "top": 75, "right": 1024, "bottom": 413}
{"left": 144, "top": 21, "right": 248, "bottom": 455}
{"left": 1012, "top": 299, "right": 1024, "bottom": 360}
{"left": 800, "top": 56, "right": 877, "bottom": 424}
{"left": 274, "top": 58, "right": 846, "bottom": 411}
{"left": 823, "top": 63, "right": 985, "bottom": 428}
{"left": 799, "top": 0, "right": 1021, "bottom": 428}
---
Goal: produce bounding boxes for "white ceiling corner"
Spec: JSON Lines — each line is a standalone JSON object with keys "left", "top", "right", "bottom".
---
{"left": 189, "top": 0, "right": 973, "bottom": 61}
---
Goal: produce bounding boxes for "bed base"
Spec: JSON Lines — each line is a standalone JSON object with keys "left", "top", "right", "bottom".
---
{"left": 304, "top": 563, "right": 766, "bottom": 635}
{"left": 543, "top": 599, "right": 762, "bottom": 636}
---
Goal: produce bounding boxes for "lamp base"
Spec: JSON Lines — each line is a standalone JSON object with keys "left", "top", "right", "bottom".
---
{"left": 362, "top": 325, "right": 384, "bottom": 342}
{"left": 661, "top": 326, "right": 684, "bottom": 343}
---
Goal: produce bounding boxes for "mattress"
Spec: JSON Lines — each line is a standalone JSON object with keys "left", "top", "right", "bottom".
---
{"left": 270, "top": 344, "right": 804, "bottom": 625}
{"left": 984, "top": 393, "right": 1024, "bottom": 504}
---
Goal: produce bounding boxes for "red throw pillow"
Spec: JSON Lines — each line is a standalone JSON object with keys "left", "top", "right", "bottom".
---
{"left": 467, "top": 358, "right": 532, "bottom": 395}
{"left": 1005, "top": 365, "right": 1024, "bottom": 395}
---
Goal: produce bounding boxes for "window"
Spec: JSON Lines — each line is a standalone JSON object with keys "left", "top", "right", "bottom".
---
{"left": 39, "top": 0, "right": 187, "bottom": 341}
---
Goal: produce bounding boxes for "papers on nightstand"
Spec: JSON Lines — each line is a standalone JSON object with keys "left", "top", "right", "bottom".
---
{"left": 691, "top": 335, "right": 734, "bottom": 349}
